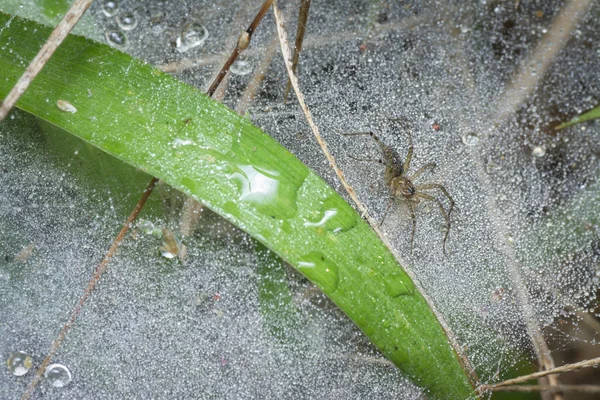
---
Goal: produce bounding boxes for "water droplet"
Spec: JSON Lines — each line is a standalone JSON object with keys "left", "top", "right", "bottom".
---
{"left": 105, "top": 28, "right": 128, "bottom": 48}
{"left": 532, "top": 146, "right": 546, "bottom": 157}
{"left": 383, "top": 271, "right": 413, "bottom": 297}
{"left": 230, "top": 59, "right": 253, "bottom": 76}
{"left": 6, "top": 351, "right": 33, "bottom": 376}
{"left": 101, "top": 0, "right": 119, "bottom": 17}
{"left": 171, "top": 138, "right": 194, "bottom": 148}
{"left": 138, "top": 220, "right": 162, "bottom": 237}
{"left": 226, "top": 164, "right": 300, "bottom": 219}
{"left": 56, "top": 99, "right": 77, "bottom": 113}
{"left": 160, "top": 228, "right": 181, "bottom": 259}
{"left": 304, "top": 195, "right": 357, "bottom": 233}
{"left": 44, "top": 364, "right": 72, "bottom": 387}
{"left": 147, "top": 8, "right": 167, "bottom": 35}
{"left": 462, "top": 133, "right": 479, "bottom": 146}
{"left": 297, "top": 252, "right": 340, "bottom": 292}
{"left": 176, "top": 22, "right": 208, "bottom": 53}
{"left": 116, "top": 11, "right": 138, "bottom": 31}
{"left": 215, "top": 125, "right": 308, "bottom": 220}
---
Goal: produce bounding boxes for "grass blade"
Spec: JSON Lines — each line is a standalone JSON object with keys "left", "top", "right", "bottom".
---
{"left": 555, "top": 104, "right": 600, "bottom": 130}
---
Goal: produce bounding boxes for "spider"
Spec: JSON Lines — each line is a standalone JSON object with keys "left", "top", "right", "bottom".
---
{"left": 343, "top": 126, "right": 454, "bottom": 255}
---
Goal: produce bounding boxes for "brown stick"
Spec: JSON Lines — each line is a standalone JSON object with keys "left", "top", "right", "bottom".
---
{"left": 0, "top": 0, "right": 94, "bottom": 121}
{"left": 21, "top": 177, "right": 159, "bottom": 400}
{"left": 283, "top": 0, "right": 311, "bottom": 103}
{"left": 493, "top": 384, "right": 600, "bottom": 394}
{"left": 478, "top": 356, "right": 600, "bottom": 394}
{"left": 206, "top": 0, "right": 274, "bottom": 97}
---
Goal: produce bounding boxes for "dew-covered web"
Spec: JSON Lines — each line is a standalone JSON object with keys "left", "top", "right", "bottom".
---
{"left": 1, "top": 0, "right": 600, "bottom": 398}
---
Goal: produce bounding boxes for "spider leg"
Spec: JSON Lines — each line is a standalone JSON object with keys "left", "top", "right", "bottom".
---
{"left": 402, "top": 130, "right": 414, "bottom": 173}
{"left": 414, "top": 191, "right": 451, "bottom": 254}
{"left": 341, "top": 131, "right": 390, "bottom": 155}
{"left": 378, "top": 197, "right": 395, "bottom": 228}
{"left": 409, "top": 162, "right": 436, "bottom": 181}
{"left": 347, "top": 155, "right": 382, "bottom": 164}
{"left": 414, "top": 183, "right": 455, "bottom": 217}
{"left": 408, "top": 200, "right": 417, "bottom": 256}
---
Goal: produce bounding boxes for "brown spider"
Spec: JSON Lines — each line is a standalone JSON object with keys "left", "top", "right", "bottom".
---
{"left": 343, "top": 128, "right": 454, "bottom": 255}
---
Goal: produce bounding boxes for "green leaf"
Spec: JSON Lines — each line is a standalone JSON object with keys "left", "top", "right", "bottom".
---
{"left": 0, "top": 12, "right": 475, "bottom": 399}
{"left": 555, "top": 104, "right": 600, "bottom": 130}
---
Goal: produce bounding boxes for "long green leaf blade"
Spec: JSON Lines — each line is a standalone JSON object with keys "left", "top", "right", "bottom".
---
{"left": 0, "top": 13, "right": 475, "bottom": 399}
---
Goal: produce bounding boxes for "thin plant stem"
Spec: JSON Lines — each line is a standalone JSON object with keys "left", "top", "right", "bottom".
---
{"left": 206, "top": 0, "right": 274, "bottom": 97}
{"left": 493, "top": 384, "right": 600, "bottom": 394}
{"left": 477, "top": 356, "right": 600, "bottom": 394}
{"left": 283, "top": 0, "right": 311, "bottom": 103}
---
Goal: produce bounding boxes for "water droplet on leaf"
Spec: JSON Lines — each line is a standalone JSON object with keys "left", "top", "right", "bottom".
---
{"left": 303, "top": 195, "right": 357, "bottom": 233}
{"left": 56, "top": 100, "right": 77, "bottom": 113}
{"left": 297, "top": 252, "right": 340, "bottom": 292}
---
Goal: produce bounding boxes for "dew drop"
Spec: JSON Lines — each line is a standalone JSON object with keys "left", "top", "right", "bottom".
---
{"left": 303, "top": 195, "right": 357, "bottom": 233}
{"left": 6, "top": 351, "right": 33, "bottom": 376}
{"left": 171, "top": 138, "right": 194, "bottom": 148}
{"left": 532, "top": 146, "right": 546, "bottom": 157}
{"left": 383, "top": 271, "right": 413, "bottom": 297}
{"left": 56, "top": 100, "right": 77, "bottom": 113}
{"left": 44, "top": 364, "right": 72, "bottom": 387}
{"left": 116, "top": 11, "right": 138, "bottom": 31}
{"left": 101, "top": 0, "right": 119, "bottom": 17}
{"left": 297, "top": 252, "right": 340, "bottom": 292}
{"left": 227, "top": 163, "right": 298, "bottom": 219}
{"left": 138, "top": 220, "right": 162, "bottom": 237}
{"left": 461, "top": 133, "right": 479, "bottom": 146}
{"left": 230, "top": 59, "right": 253, "bottom": 76}
{"left": 160, "top": 228, "right": 181, "bottom": 259}
{"left": 176, "top": 22, "right": 209, "bottom": 53}
{"left": 105, "top": 28, "right": 128, "bottom": 48}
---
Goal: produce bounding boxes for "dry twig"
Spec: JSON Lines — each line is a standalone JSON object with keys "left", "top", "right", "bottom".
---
{"left": 478, "top": 356, "right": 600, "bottom": 394}
{"left": 283, "top": 0, "right": 311, "bottom": 103}
{"left": 493, "top": 384, "right": 600, "bottom": 394}
{"left": 207, "top": 0, "right": 274, "bottom": 97}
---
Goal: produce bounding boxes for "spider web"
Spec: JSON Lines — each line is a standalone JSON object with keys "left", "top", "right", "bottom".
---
{"left": 1, "top": 0, "right": 599, "bottom": 398}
